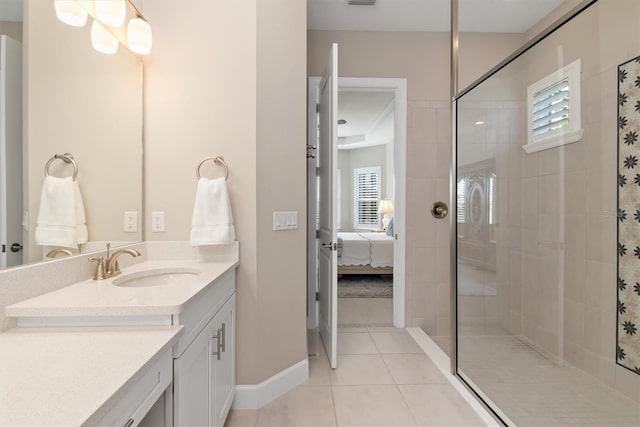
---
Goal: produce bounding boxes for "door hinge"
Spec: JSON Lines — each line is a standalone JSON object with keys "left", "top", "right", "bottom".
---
{"left": 316, "top": 103, "right": 320, "bottom": 113}
{"left": 316, "top": 230, "right": 320, "bottom": 239}
{"left": 1, "top": 244, "right": 5, "bottom": 253}
{"left": 315, "top": 291, "right": 320, "bottom": 301}
{"left": 316, "top": 167, "right": 320, "bottom": 176}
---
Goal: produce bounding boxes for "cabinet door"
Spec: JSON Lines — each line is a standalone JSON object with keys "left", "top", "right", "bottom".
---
{"left": 174, "top": 316, "right": 215, "bottom": 427}
{"left": 211, "top": 294, "right": 236, "bottom": 427}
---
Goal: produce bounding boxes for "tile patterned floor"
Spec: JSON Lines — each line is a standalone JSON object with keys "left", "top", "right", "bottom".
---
{"left": 224, "top": 328, "right": 485, "bottom": 427}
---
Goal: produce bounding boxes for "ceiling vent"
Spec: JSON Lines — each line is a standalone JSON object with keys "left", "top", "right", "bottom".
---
{"left": 346, "top": 0, "right": 376, "bottom": 5}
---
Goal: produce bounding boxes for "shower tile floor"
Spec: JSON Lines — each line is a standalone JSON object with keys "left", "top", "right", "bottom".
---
{"left": 224, "top": 328, "right": 484, "bottom": 427}
{"left": 453, "top": 335, "right": 640, "bottom": 426}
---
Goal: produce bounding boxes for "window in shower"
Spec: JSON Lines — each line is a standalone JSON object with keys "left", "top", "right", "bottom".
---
{"left": 524, "top": 58, "right": 583, "bottom": 153}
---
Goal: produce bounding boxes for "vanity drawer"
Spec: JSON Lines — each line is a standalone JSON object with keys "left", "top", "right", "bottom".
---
{"left": 172, "top": 269, "right": 235, "bottom": 357}
{"left": 97, "top": 350, "right": 173, "bottom": 427}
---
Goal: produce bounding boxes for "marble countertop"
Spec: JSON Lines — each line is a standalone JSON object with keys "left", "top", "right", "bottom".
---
{"left": 6, "top": 258, "right": 238, "bottom": 318}
{"left": 0, "top": 325, "right": 182, "bottom": 426}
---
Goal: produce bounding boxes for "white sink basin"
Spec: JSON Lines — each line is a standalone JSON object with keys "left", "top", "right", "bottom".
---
{"left": 112, "top": 268, "right": 201, "bottom": 288}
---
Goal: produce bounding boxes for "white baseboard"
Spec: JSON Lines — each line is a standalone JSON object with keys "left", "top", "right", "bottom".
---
{"left": 232, "top": 358, "right": 309, "bottom": 409}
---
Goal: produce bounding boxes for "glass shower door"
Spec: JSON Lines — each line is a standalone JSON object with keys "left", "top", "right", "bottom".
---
{"left": 456, "top": 1, "right": 640, "bottom": 425}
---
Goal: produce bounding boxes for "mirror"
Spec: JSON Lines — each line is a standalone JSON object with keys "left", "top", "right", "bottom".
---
{"left": 0, "top": 0, "right": 143, "bottom": 270}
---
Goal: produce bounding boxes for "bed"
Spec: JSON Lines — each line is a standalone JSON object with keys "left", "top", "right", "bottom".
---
{"left": 337, "top": 232, "right": 393, "bottom": 275}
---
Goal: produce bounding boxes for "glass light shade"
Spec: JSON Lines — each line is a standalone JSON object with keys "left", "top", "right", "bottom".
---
{"left": 54, "top": 0, "right": 88, "bottom": 27}
{"left": 127, "top": 18, "right": 152, "bottom": 55}
{"left": 91, "top": 20, "right": 118, "bottom": 54}
{"left": 94, "top": 0, "right": 126, "bottom": 27}
{"left": 378, "top": 199, "right": 394, "bottom": 214}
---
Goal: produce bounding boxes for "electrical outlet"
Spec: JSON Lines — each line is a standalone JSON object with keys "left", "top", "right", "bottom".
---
{"left": 124, "top": 211, "right": 138, "bottom": 233}
{"left": 151, "top": 211, "right": 165, "bottom": 232}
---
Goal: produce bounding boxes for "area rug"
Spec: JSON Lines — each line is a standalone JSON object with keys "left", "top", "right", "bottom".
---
{"left": 338, "top": 274, "right": 392, "bottom": 298}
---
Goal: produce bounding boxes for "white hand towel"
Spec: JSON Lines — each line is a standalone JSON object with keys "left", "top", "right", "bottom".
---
{"left": 35, "top": 176, "right": 77, "bottom": 248}
{"left": 74, "top": 181, "right": 88, "bottom": 245}
{"left": 190, "top": 177, "right": 236, "bottom": 246}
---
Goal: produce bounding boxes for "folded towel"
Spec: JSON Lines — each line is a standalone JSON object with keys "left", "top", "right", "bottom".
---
{"left": 35, "top": 176, "right": 77, "bottom": 248}
{"left": 190, "top": 177, "right": 236, "bottom": 246}
{"left": 74, "top": 181, "right": 88, "bottom": 245}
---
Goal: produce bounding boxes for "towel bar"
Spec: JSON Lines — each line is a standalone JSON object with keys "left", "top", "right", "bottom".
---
{"left": 196, "top": 156, "right": 229, "bottom": 180}
{"left": 44, "top": 153, "right": 78, "bottom": 181}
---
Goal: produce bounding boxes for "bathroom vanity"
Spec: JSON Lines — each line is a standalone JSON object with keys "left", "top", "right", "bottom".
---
{"left": 2, "top": 242, "right": 239, "bottom": 427}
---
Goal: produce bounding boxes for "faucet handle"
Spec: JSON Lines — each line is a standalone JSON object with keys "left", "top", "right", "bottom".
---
{"left": 88, "top": 256, "right": 106, "bottom": 280}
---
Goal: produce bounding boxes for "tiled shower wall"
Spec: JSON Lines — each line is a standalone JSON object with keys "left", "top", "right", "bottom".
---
{"left": 459, "top": 0, "right": 640, "bottom": 402}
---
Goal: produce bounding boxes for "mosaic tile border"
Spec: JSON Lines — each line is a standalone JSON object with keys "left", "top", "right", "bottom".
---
{"left": 617, "top": 55, "right": 640, "bottom": 376}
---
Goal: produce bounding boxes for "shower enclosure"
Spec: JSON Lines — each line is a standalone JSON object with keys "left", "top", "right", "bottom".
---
{"left": 455, "top": 0, "right": 640, "bottom": 424}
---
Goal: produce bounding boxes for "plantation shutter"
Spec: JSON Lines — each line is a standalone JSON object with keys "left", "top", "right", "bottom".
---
{"left": 353, "top": 167, "right": 381, "bottom": 229}
{"left": 532, "top": 78, "right": 570, "bottom": 136}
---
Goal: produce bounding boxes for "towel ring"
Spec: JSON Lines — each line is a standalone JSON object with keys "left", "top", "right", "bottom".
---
{"left": 44, "top": 153, "right": 78, "bottom": 181}
{"left": 196, "top": 156, "right": 229, "bottom": 180}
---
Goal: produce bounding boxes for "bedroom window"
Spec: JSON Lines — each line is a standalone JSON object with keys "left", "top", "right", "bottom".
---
{"left": 524, "top": 58, "right": 583, "bottom": 153}
{"left": 353, "top": 166, "right": 381, "bottom": 230}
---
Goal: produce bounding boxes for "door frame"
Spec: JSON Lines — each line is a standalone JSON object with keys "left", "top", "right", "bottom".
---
{"left": 307, "top": 76, "right": 407, "bottom": 329}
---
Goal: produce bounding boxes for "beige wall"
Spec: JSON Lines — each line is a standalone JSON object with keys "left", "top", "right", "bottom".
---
{"left": 142, "top": 0, "right": 306, "bottom": 385}
{"left": 309, "top": 30, "right": 451, "bottom": 335}
{"left": 459, "top": 32, "right": 524, "bottom": 91}
{"left": 256, "top": 0, "right": 308, "bottom": 381}
{"left": 0, "top": 21, "right": 22, "bottom": 42}
{"left": 310, "top": 30, "right": 517, "bottom": 337}
{"left": 25, "top": 0, "right": 142, "bottom": 262}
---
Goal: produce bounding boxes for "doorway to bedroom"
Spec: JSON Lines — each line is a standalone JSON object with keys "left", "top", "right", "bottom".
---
{"left": 307, "top": 77, "right": 407, "bottom": 331}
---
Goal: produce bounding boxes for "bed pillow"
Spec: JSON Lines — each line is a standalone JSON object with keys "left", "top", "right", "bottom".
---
{"left": 385, "top": 217, "right": 394, "bottom": 236}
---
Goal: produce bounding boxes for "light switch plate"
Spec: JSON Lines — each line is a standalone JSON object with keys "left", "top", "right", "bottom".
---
{"left": 273, "top": 211, "right": 298, "bottom": 231}
{"left": 124, "top": 211, "right": 138, "bottom": 233}
{"left": 151, "top": 211, "right": 165, "bottom": 232}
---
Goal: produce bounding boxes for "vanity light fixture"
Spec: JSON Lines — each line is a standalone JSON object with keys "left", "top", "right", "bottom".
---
{"left": 94, "top": 0, "right": 126, "bottom": 27}
{"left": 54, "top": 0, "right": 153, "bottom": 56}
{"left": 91, "top": 20, "right": 118, "bottom": 54}
{"left": 127, "top": 17, "right": 152, "bottom": 55}
{"left": 54, "top": 0, "right": 88, "bottom": 27}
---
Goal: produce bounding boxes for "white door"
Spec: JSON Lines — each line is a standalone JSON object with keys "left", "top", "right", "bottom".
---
{"left": 317, "top": 43, "right": 338, "bottom": 369}
{"left": 0, "top": 35, "right": 23, "bottom": 269}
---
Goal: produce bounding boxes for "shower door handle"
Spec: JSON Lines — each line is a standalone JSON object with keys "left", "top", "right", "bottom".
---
{"left": 431, "top": 201, "right": 448, "bottom": 219}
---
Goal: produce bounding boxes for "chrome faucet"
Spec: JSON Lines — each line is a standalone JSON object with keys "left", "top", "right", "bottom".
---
{"left": 105, "top": 248, "right": 141, "bottom": 277}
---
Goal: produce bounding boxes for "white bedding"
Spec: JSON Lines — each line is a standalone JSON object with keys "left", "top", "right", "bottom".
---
{"left": 337, "top": 232, "right": 393, "bottom": 268}
{"left": 360, "top": 232, "right": 394, "bottom": 268}
{"left": 337, "top": 232, "right": 370, "bottom": 266}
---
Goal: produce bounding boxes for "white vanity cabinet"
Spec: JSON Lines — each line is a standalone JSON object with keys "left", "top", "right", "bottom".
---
{"left": 173, "top": 271, "right": 236, "bottom": 427}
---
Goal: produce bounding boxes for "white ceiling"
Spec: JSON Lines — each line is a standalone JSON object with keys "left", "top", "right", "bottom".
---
{"left": 308, "top": 0, "right": 566, "bottom": 33}
{"left": 0, "top": 0, "right": 22, "bottom": 21}
{"left": 338, "top": 91, "right": 395, "bottom": 150}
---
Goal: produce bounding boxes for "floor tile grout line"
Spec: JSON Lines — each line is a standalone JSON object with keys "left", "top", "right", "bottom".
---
{"left": 395, "top": 383, "right": 420, "bottom": 427}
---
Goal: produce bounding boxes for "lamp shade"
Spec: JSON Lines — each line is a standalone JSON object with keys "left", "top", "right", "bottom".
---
{"left": 94, "top": 0, "right": 126, "bottom": 27}
{"left": 378, "top": 199, "right": 394, "bottom": 215}
{"left": 127, "top": 17, "right": 152, "bottom": 55}
{"left": 91, "top": 20, "right": 118, "bottom": 54}
{"left": 54, "top": 0, "right": 88, "bottom": 27}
